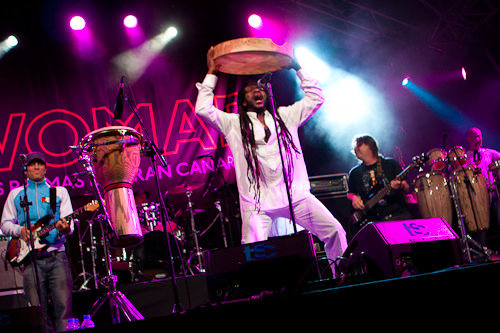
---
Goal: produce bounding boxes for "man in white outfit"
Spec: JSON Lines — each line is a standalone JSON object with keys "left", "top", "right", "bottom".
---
{"left": 195, "top": 47, "right": 347, "bottom": 274}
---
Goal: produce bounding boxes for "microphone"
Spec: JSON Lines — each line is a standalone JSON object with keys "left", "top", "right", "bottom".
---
{"left": 114, "top": 76, "right": 125, "bottom": 120}
{"left": 257, "top": 72, "right": 272, "bottom": 89}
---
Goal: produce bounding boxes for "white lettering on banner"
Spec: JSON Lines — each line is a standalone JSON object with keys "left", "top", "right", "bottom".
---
{"left": 0, "top": 156, "right": 235, "bottom": 197}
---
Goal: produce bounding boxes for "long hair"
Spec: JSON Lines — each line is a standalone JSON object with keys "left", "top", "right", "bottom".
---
{"left": 237, "top": 82, "right": 300, "bottom": 205}
{"left": 352, "top": 135, "right": 379, "bottom": 157}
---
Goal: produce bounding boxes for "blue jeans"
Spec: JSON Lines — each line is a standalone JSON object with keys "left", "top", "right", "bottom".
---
{"left": 23, "top": 251, "right": 73, "bottom": 332}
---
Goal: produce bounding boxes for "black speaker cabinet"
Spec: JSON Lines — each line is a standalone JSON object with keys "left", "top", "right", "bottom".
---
{"left": 343, "top": 218, "right": 463, "bottom": 280}
{"left": 203, "top": 231, "right": 319, "bottom": 302}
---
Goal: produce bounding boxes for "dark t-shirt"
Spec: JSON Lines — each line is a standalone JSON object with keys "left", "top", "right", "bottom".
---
{"left": 348, "top": 157, "right": 410, "bottom": 221}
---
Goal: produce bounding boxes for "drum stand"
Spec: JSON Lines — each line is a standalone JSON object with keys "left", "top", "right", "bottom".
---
{"left": 74, "top": 218, "right": 93, "bottom": 291}
{"left": 185, "top": 186, "right": 205, "bottom": 273}
{"left": 73, "top": 148, "right": 144, "bottom": 323}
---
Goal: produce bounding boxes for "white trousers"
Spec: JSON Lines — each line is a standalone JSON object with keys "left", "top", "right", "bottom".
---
{"left": 241, "top": 193, "right": 348, "bottom": 272}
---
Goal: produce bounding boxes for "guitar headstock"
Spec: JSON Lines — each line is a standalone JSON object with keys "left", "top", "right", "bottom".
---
{"left": 83, "top": 200, "right": 100, "bottom": 213}
{"left": 412, "top": 153, "right": 429, "bottom": 168}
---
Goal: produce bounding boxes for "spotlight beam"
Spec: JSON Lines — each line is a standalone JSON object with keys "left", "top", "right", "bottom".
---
{"left": 113, "top": 26, "right": 178, "bottom": 82}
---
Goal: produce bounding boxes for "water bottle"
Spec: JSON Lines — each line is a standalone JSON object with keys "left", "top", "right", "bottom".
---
{"left": 80, "top": 314, "right": 95, "bottom": 329}
{"left": 75, "top": 318, "right": 81, "bottom": 330}
{"left": 66, "top": 318, "right": 78, "bottom": 331}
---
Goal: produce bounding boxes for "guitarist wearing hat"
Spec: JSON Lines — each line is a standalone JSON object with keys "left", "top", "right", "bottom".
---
{"left": 1, "top": 151, "right": 74, "bottom": 332}
{"left": 347, "top": 135, "right": 414, "bottom": 231}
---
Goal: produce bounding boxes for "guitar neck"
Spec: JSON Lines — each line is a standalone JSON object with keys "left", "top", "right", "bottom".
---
{"left": 36, "top": 206, "right": 85, "bottom": 238}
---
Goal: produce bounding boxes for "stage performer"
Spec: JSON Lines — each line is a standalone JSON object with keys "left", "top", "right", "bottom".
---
{"left": 347, "top": 135, "right": 413, "bottom": 228}
{"left": 195, "top": 46, "right": 347, "bottom": 275}
{"left": 1, "top": 152, "right": 74, "bottom": 332}
{"left": 465, "top": 127, "right": 500, "bottom": 189}
{"left": 465, "top": 127, "right": 500, "bottom": 234}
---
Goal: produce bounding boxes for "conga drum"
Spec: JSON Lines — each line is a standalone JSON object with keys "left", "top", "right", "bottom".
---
{"left": 426, "top": 148, "right": 448, "bottom": 172}
{"left": 414, "top": 172, "right": 453, "bottom": 226}
{"left": 448, "top": 146, "right": 467, "bottom": 171}
{"left": 81, "top": 126, "right": 144, "bottom": 247}
{"left": 451, "top": 167, "right": 490, "bottom": 233}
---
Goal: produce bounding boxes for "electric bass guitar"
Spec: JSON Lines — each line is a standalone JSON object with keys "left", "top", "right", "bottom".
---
{"left": 351, "top": 154, "right": 427, "bottom": 227}
{"left": 6, "top": 201, "right": 99, "bottom": 266}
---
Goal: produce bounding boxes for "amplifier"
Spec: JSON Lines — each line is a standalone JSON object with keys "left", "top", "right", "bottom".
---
{"left": 309, "top": 173, "right": 348, "bottom": 199}
{"left": 343, "top": 218, "right": 463, "bottom": 280}
{"left": 203, "top": 231, "right": 318, "bottom": 302}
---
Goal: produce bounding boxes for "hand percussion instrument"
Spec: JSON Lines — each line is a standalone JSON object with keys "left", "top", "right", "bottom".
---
{"left": 414, "top": 172, "right": 453, "bottom": 226}
{"left": 451, "top": 167, "right": 490, "bottom": 233}
{"left": 80, "top": 126, "right": 144, "bottom": 247}
{"left": 213, "top": 37, "right": 294, "bottom": 75}
{"left": 426, "top": 148, "right": 448, "bottom": 171}
{"left": 448, "top": 146, "right": 467, "bottom": 170}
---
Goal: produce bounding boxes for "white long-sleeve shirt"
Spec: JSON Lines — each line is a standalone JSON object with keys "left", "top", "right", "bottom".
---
{"left": 195, "top": 69, "right": 324, "bottom": 214}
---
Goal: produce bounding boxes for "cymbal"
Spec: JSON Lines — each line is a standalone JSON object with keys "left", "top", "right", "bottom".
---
{"left": 166, "top": 182, "right": 205, "bottom": 195}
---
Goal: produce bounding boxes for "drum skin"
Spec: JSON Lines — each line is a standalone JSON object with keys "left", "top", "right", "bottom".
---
{"left": 448, "top": 146, "right": 467, "bottom": 170}
{"left": 452, "top": 167, "right": 490, "bottom": 233}
{"left": 213, "top": 37, "right": 294, "bottom": 75}
{"left": 414, "top": 172, "right": 453, "bottom": 227}
{"left": 426, "top": 148, "right": 447, "bottom": 171}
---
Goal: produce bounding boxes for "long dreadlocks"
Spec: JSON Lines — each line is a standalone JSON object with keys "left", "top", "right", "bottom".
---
{"left": 236, "top": 81, "right": 300, "bottom": 207}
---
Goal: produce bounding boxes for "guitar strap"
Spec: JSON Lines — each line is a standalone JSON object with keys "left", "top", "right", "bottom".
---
{"left": 375, "top": 156, "right": 387, "bottom": 185}
{"left": 50, "top": 186, "right": 56, "bottom": 215}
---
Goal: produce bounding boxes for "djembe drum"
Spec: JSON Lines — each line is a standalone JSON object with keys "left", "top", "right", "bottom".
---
{"left": 81, "top": 126, "right": 144, "bottom": 248}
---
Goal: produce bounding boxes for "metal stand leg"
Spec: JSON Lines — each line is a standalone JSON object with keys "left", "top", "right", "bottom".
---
{"left": 186, "top": 187, "right": 205, "bottom": 273}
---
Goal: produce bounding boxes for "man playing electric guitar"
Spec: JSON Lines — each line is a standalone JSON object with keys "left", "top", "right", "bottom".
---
{"left": 347, "top": 135, "right": 414, "bottom": 231}
{"left": 1, "top": 152, "right": 74, "bottom": 332}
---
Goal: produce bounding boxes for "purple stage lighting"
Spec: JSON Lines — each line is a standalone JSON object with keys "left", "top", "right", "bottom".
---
{"left": 123, "top": 15, "right": 138, "bottom": 28}
{"left": 248, "top": 14, "right": 263, "bottom": 29}
{"left": 69, "top": 16, "right": 86, "bottom": 31}
{"left": 461, "top": 67, "right": 467, "bottom": 80}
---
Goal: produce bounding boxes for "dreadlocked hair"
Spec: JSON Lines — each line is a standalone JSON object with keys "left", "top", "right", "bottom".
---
{"left": 237, "top": 81, "right": 301, "bottom": 207}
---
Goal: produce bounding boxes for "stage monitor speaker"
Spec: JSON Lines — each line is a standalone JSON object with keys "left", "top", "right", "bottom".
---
{"left": 0, "top": 238, "right": 24, "bottom": 291}
{"left": 343, "top": 218, "right": 463, "bottom": 280}
{"left": 203, "top": 231, "right": 319, "bottom": 302}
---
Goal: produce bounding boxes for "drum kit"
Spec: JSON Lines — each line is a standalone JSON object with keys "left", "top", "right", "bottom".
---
{"left": 65, "top": 37, "right": 295, "bottom": 321}
{"left": 414, "top": 145, "right": 498, "bottom": 263}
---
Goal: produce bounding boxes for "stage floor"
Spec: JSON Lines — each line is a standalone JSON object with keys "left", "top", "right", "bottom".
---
{"left": 1, "top": 261, "right": 499, "bottom": 331}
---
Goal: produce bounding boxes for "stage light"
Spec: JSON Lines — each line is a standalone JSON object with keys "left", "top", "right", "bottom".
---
{"left": 461, "top": 67, "right": 467, "bottom": 80}
{"left": 70, "top": 16, "right": 86, "bottom": 31}
{"left": 402, "top": 76, "right": 410, "bottom": 86}
{"left": 0, "top": 35, "right": 19, "bottom": 58}
{"left": 248, "top": 14, "right": 263, "bottom": 29}
{"left": 123, "top": 15, "right": 138, "bottom": 28}
{"left": 165, "top": 26, "right": 178, "bottom": 39}
{"left": 5, "top": 35, "right": 18, "bottom": 48}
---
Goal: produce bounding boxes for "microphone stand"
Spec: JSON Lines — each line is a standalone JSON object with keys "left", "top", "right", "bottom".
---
{"left": 18, "top": 156, "right": 49, "bottom": 333}
{"left": 123, "top": 89, "right": 184, "bottom": 314}
{"left": 260, "top": 75, "right": 297, "bottom": 234}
